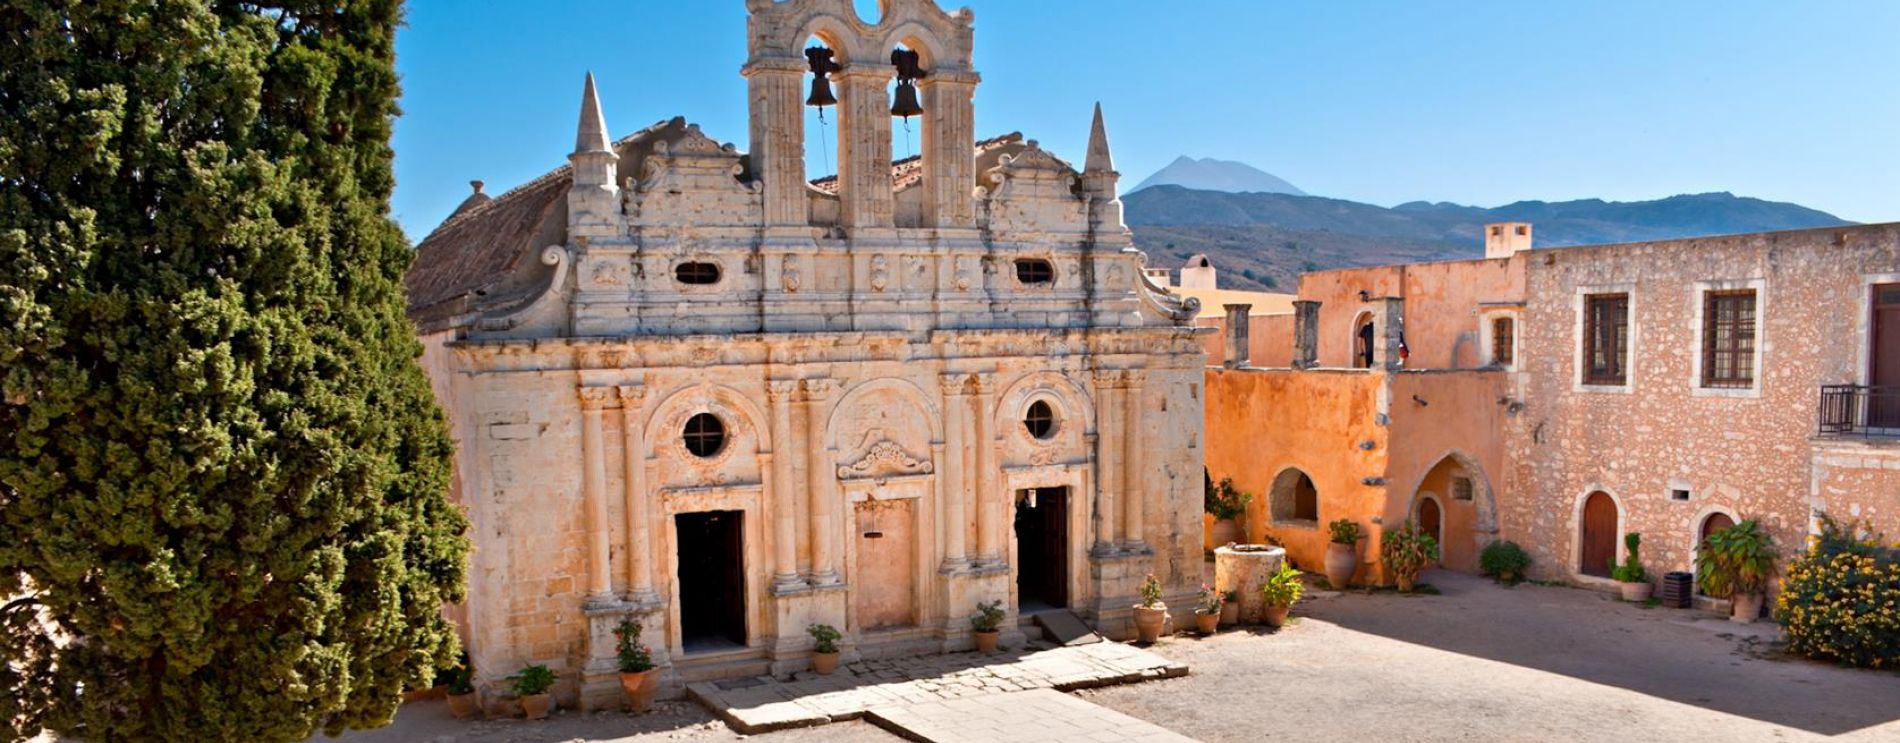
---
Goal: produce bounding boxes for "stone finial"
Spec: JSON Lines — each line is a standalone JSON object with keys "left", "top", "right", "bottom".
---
{"left": 575, "top": 72, "right": 612, "bottom": 155}
{"left": 1084, "top": 102, "right": 1115, "bottom": 175}
{"left": 469, "top": 180, "right": 485, "bottom": 195}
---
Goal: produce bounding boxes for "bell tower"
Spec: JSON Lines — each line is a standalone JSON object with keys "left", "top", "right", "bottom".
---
{"left": 742, "top": 0, "right": 979, "bottom": 234}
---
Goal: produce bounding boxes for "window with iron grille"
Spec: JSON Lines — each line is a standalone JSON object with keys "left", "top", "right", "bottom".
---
{"left": 1015, "top": 258, "right": 1054, "bottom": 285}
{"left": 1701, "top": 290, "right": 1757, "bottom": 388}
{"left": 675, "top": 261, "right": 721, "bottom": 285}
{"left": 1452, "top": 476, "right": 1474, "bottom": 501}
{"left": 1023, "top": 400, "right": 1056, "bottom": 440}
{"left": 683, "top": 413, "right": 726, "bottom": 458}
{"left": 1583, "top": 293, "right": 1629, "bottom": 385}
{"left": 1491, "top": 317, "right": 1515, "bottom": 366}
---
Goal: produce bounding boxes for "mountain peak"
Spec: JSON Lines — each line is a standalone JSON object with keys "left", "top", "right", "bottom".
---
{"left": 1130, "top": 156, "right": 1305, "bottom": 197}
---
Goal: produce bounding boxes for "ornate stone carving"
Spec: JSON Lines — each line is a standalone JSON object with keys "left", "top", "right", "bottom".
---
{"left": 869, "top": 254, "right": 889, "bottom": 292}
{"left": 578, "top": 386, "right": 618, "bottom": 409}
{"left": 952, "top": 257, "right": 972, "bottom": 291}
{"left": 837, "top": 439, "right": 934, "bottom": 481}
{"left": 780, "top": 255, "right": 802, "bottom": 293}
{"left": 588, "top": 258, "right": 631, "bottom": 288}
{"left": 765, "top": 379, "right": 801, "bottom": 402}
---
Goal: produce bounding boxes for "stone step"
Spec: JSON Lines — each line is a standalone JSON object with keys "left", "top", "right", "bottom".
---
{"left": 673, "top": 650, "right": 773, "bottom": 685}
{"left": 1029, "top": 609, "right": 1103, "bottom": 646}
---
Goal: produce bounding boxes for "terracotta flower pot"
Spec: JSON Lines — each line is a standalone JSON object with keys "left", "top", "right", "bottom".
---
{"left": 1498, "top": 570, "right": 1517, "bottom": 583}
{"left": 1193, "top": 610, "right": 1220, "bottom": 635}
{"left": 1209, "top": 519, "right": 1243, "bottom": 550}
{"left": 1132, "top": 605, "right": 1168, "bottom": 643}
{"left": 1729, "top": 592, "right": 1764, "bottom": 624}
{"left": 1395, "top": 575, "right": 1415, "bottom": 593}
{"left": 1324, "top": 543, "right": 1357, "bottom": 589}
{"left": 1263, "top": 605, "right": 1291, "bottom": 628}
{"left": 519, "top": 692, "right": 553, "bottom": 720}
{"left": 812, "top": 650, "right": 840, "bottom": 674}
{"left": 1218, "top": 601, "right": 1239, "bottom": 626}
{"left": 973, "top": 630, "right": 1000, "bottom": 653}
{"left": 1618, "top": 581, "right": 1653, "bottom": 603}
{"left": 446, "top": 691, "right": 480, "bottom": 720}
{"left": 619, "top": 668, "right": 659, "bottom": 713}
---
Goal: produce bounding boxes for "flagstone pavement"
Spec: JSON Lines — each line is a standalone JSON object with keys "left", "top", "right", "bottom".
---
{"left": 686, "top": 641, "right": 1189, "bottom": 739}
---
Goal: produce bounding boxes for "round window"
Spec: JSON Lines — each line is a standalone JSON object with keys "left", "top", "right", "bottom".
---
{"left": 1024, "top": 400, "right": 1056, "bottom": 440}
{"left": 683, "top": 413, "right": 726, "bottom": 458}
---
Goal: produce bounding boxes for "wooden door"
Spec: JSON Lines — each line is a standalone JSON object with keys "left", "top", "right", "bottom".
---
{"left": 1873, "top": 284, "right": 1900, "bottom": 426}
{"left": 677, "top": 510, "right": 746, "bottom": 651}
{"left": 1013, "top": 488, "right": 1069, "bottom": 610}
{"left": 1418, "top": 497, "right": 1443, "bottom": 564}
{"left": 1699, "top": 512, "right": 1735, "bottom": 545}
{"left": 1579, "top": 492, "right": 1617, "bottom": 578}
{"left": 853, "top": 499, "right": 916, "bottom": 630}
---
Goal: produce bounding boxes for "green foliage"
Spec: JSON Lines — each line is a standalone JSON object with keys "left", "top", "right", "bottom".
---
{"left": 1776, "top": 515, "right": 1899, "bottom": 669}
{"left": 1204, "top": 477, "right": 1251, "bottom": 521}
{"left": 1479, "top": 540, "right": 1531, "bottom": 579}
{"left": 1611, "top": 532, "right": 1649, "bottom": 584}
{"left": 614, "top": 619, "right": 654, "bottom": 674}
{"left": 1696, "top": 519, "right": 1777, "bottom": 597}
{"left": 970, "top": 600, "right": 1006, "bottom": 633}
{"left": 1380, "top": 520, "right": 1440, "bottom": 591}
{"left": 1328, "top": 518, "right": 1363, "bottom": 545}
{"left": 807, "top": 623, "right": 842, "bottom": 654}
{"left": 0, "top": 2, "right": 467, "bottom": 740}
{"left": 1138, "top": 573, "right": 1164, "bottom": 608}
{"left": 509, "top": 665, "right": 555, "bottom": 697}
{"left": 443, "top": 652, "right": 475, "bottom": 696}
{"left": 1195, "top": 584, "right": 1223, "bottom": 615}
{"left": 1261, "top": 564, "right": 1304, "bottom": 608}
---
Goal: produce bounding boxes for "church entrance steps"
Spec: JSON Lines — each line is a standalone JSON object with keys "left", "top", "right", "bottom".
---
{"left": 672, "top": 647, "right": 772, "bottom": 685}
{"left": 685, "top": 641, "right": 1186, "bottom": 735}
{"left": 865, "top": 688, "right": 1196, "bottom": 743}
{"left": 1028, "top": 609, "right": 1104, "bottom": 646}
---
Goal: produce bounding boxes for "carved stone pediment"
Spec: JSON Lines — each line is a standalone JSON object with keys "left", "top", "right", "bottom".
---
{"left": 837, "top": 440, "right": 934, "bottom": 481}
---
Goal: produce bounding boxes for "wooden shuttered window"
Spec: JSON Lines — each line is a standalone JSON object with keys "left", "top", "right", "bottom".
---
{"left": 1702, "top": 290, "right": 1757, "bottom": 388}
{"left": 1583, "top": 294, "right": 1629, "bottom": 385}
{"left": 1491, "top": 317, "right": 1515, "bottom": 366}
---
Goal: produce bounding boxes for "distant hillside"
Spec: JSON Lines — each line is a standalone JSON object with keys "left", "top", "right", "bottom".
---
{"left": 1126, "top": 187, "right": 1852, "bottom": 292}
{"left": 1129, "top": 156, "right": 1305, "bottom": 196}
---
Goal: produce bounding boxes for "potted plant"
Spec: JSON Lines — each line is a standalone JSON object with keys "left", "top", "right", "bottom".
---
{"left": 1480, "top": 540, "right": 1531, "bottom": 583}
{"left": 1205, "top": 477, "right": 1252, "bottom": 549}
{"left": 509, "top": 663, "right": 556, "bottom": 720}
{"left": 1325, "top": 519, "right": 1363, "bottom": 589}
{"left": 807, "top": 623, "right": 842, "bottom": 673}
{"left": 444, "top": 651, "right": 479, "bottom": 719}
{"left": 1218, "top": 589, "right": 1240, "bottom": 625}
{"left": 1696, "top": 519, "right": 1777, "bottom": 623}
{"left": 1260, "top": 563, "right": 1304, "bottom": 628}
{"left": 1379, "top": 519, "right": 1439, "bottom": 593}
{"left": 614, "top": 618, "right": 659, "bottom": 713}
{"left": 970, "top": 600, "right": 1005, "bottom": 653}
{"left": 1192, "top": 584, "right": 1222, "bottom": 635}
{"left": 1132, "top": 573, "right": 1168, "bottom": 643}
{"left": 1611, "top": 533, "right": 1652, "bottom": 602}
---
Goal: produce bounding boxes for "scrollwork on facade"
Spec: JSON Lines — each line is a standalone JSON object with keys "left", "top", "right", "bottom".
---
{"left": 836, "top": 440, "right": 934, "bottom": 481}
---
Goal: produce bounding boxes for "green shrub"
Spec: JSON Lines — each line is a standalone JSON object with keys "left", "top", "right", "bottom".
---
{"left": 970, "top": 601, "right": 1006, "bottom": 633}
{"left": 1380, "top": 520, "right": 1440, "bottom": 591}
{"left": 1776, "top": 515, "right": 1900, "bottom": 669}
{"left": 1138, "top": 574, "right": 1165, "bottom": 608}
{"left": 1480, "top": 540, "right": 1531, "bottom": 579}
{"left": 509, "top": 665, "right": 556, "bottom": 697}
{"left": 807, "top": 624, "right": 842, "bottom": 654}
{"left": 1328, "top": 518, "right": 1363, "bottom": 545}
{"left": 1261, "top": 564, "right": 1305, "bottom": 608}
{"left": 1697, "top": 519, "right": 1776, "bottom": 597}
{"left": 1205, "top": 477, "right": 1252, "bottom": 521}
{"left": 1611, "top": 533, "right": 1649, "bottom": 583}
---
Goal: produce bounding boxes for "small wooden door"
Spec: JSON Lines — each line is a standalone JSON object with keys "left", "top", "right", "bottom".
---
{"left": 853, "top": 499, "right": 916, "bottom": 630}
{"left": 1872, "top": 284, "right": 1900, "bottom": 426}
{"left": 1579, "top": 492, "right": 1617, "bottom": 578}
{"left": 1417, "top": 498, "right": 1443, "bottom": 564}
{"left": 1699, "top": 512, "right": 1736, "bottom": 545}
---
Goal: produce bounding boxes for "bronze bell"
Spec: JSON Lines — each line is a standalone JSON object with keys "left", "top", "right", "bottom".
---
{"left": 805, "top": 46, "right": 840, "bottom": 108}
{"left": 807, "top": 76, "right": 837, "bottom": 108}
{"left": 890, "top": 80, "right": 923, "bottom": 118}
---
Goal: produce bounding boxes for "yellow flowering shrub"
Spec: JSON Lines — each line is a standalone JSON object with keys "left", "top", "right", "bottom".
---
{"left": 1775, "top": 515, "right": 1900, "bottom": 669}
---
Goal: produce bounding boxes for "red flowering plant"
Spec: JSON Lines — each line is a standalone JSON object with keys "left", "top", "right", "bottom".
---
{"left": 614, "top": 618, "right": 655, "bottom": 673}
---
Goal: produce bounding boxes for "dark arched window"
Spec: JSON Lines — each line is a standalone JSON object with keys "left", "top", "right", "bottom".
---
{"left": 1024, "top": 400, "right": 1055, "bottom": 440}
{"left": 1015, "top": 258, "right": 1054, "bottom": 285}
{"left": 675, "top": 262, "right": 721, "bottom": 285}
{"left": 683, "top": 413, "right": 726, "bottom": 458}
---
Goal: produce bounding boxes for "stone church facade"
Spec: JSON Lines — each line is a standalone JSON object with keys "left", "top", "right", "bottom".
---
{"left": 406, "top": 0, "right": 1207, "bottom": 709}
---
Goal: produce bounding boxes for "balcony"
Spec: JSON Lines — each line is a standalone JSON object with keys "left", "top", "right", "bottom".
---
{"left": 1817, "top": 385, "right": 1900, "bottom": 438}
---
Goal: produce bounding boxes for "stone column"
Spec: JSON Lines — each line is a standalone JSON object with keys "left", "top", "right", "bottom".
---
{"left": 919, "top": 71, "right": 979, "bottom": 228}
{"left": 939, "top": 373, "right": 970, "bottom": 569}
{"left": 1292, "top": 300, "right": 1321, "bottom": 369}
{"left": 1121, "top": 372, "right": 1148, "bottom": 550}
{"left": 616, "top": 385, "right": 657, "bottom": 604}
{"left": 766, "top": 380, "right": 802, "bottom": 590}
{"left": 972, "top": 374, "right": 999, "bottom": 565}
{"left": 1378, "top": 297, "right": 1406, "bottom": 370}
{"left": 578, "top": 386, "right": 616, "bottom": 600}
{"left": 1222, "top": 304, "right": 1252, "bottom": 369}
{"left": 802, "top": 379, "right": 840, "bottom": 585}
{"left": 1090, "top": 370, "right": 1119, "bottom": 555}
{"left": 742, "top": 57, "right": 809, "bottom": 229}
{"left": 835, "top": 67, "right": 894, "bottom": 230}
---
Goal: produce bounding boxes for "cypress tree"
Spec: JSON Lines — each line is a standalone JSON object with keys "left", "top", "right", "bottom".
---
{"left": 0, "top": 1, "right": 468, "bottom": 740}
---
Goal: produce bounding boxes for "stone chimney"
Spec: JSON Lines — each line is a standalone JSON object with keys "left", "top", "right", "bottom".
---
{"left": 1484, "top": 222, "right": 1533, "bottom": 259}
{"left": 1292, "top": 300, "right": 1320, "bottom": 369}
{"left": 1223, "top": 304, "right": 1251, "bottom": 369}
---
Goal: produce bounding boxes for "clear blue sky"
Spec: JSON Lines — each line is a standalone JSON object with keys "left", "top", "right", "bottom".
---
{"left": 391, "top": 0, "right": 1900, "bottom": 239}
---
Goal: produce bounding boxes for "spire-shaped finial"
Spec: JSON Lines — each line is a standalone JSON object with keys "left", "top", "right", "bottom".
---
{"left": 575, "top": 72, "right": 612, "bottom": 155}
{"left": 1084, "top": 102, "right": 1115, "bottom": 174}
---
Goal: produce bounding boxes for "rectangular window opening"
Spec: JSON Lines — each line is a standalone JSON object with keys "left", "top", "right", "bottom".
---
{"left": 1670, "top": 489, "right": 1691, "bottom": 502}
{"left": 1701, "top": 289, "right": 1756, "bottom": 389}
{"left": 1583, "top": 293, "right": 1630, "bottom": 386}
{"left": 1491, "top": 317, "right": 1515, "bottom": 366}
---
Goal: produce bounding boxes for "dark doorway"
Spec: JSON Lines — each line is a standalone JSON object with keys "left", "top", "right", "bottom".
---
{"left": 1579, "top": 492, "right": 1617, "bottom": 578}
{"left": 677, "top": 510, "right": 745, "bottom": 653}
{"left": 1417, "top": 497, "right": 1442, "bottom": 563}
{"left": 1013, "top": 487, "right": 1069, "bottom": 611}
{"left": 1872, "top": 283, "right": 1900, "bottom": 427}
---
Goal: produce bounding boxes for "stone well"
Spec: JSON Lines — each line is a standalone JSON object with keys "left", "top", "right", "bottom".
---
{"left": 1214, "top": 545, "right": 1287, "bottom": 624}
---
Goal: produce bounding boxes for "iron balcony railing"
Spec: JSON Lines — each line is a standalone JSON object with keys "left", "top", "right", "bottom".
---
{"left": 1818, "top": 385, "right": 1900, "bottom": 437}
